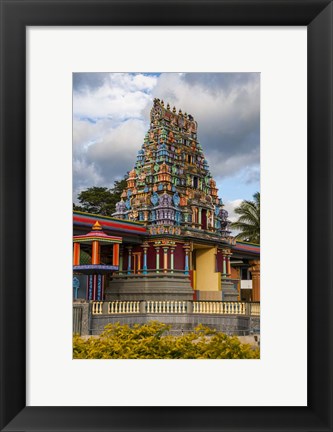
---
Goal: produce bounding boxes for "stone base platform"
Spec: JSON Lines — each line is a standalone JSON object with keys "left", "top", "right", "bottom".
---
{"left": 222, "top": 279, "right": 239, "bottom": 301}
{"left": 105, "top": 273, "right": 193, "bottom": 301}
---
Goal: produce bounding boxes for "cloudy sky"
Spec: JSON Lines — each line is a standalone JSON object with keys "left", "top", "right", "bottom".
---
{"left": 73, "top": 72, "right": 260, "bottom": 221}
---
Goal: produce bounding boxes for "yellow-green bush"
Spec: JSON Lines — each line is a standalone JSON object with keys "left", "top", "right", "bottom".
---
{"left": 73, "top": 321, "right": 259, "bottom": 359}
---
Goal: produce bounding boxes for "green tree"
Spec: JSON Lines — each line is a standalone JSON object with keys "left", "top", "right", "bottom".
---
{"left": 230, "top": 192, "right": 260, "bottom": 244}
{"left": 73, "top": 176, "right": 128, "bottom": 216}
{"left": 73, "top": 321, "right": 259, "bottom": 359}
{"left": 112, "top": 176, "right": 128, "bottom": 197}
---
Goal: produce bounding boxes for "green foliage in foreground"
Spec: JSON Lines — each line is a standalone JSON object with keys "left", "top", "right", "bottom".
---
{"left": 73, "top": 321, "right": 259, "bottom": 359}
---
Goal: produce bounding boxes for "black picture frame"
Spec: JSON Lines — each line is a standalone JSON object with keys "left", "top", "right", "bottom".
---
{"left": 1, "top": 1, "right": 332, "bottom": 431}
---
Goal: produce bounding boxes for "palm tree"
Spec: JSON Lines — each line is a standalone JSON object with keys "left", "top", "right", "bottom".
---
{"left": 230, "top": 192, "right": 260, "bottom": 244}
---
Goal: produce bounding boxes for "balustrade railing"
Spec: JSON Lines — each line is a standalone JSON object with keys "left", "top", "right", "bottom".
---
{"left": 108, "top": 301, "right": 140, "bottom": 314}
{"left": 92, "top": 301, "right": 103, "bottom": 315}
{"left": 249, "top": 302, "right": 260, "bottom": 316}
{"left": 146, "top": 300, "right": 187, "bottom": 314}
{"left": 193, "top": 301, "right": 246, "bottom": 314}
{"left": 91, "top": 301, "right": 260, "bottom": 316}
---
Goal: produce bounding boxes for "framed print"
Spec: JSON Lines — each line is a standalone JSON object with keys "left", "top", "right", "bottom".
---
{"left": 28, "top": 28, "right": 305, "bottom": 406}
{"left": 0, "top": 0, "right": 332, "bottom": 431}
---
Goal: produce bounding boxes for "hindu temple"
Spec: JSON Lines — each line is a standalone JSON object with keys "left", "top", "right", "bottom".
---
{"left": 73, "top": 99, "right": 260, "bottom": 335}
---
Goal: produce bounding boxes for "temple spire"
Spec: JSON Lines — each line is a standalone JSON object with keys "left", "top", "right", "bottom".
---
{"left": 113, "top": 99, "right": 231, "bottom": 238}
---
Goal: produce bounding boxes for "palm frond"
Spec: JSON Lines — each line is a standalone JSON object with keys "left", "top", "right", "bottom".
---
{"left": 230, "top": 192, "right": 260, "bottom": 243}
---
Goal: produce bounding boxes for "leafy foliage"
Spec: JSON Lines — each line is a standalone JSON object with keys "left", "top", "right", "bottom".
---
{"left": 73, "top": 321, "right": 259, "bottom": 359}
{"left": 73, "top": 176, "right": 128, "bottom": 216}
{"left": 230, "top": 192, "right": 260, "bottom": 244}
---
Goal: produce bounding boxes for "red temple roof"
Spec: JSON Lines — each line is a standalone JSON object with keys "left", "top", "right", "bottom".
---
{"left": 73, "top": 220, "right": 122, "bottom": 244}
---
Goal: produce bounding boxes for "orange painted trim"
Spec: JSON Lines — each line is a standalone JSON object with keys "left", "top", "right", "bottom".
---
{"left": 112, "top": 243, "right": 119, "bottom": 266}
{"left": 73, "top": 243, "right": 80, "bottom": 266}
{"left": 137, "top": 253, "right": 141, "bottom": 275}
{"left": 91, "top": 241, "right": 100, "bottom": 265}
{"left": 163, "top": 249, "right": 168, "bottom": 272}
{"left": 227, "top": 257, "right": 231, "bottom": 275}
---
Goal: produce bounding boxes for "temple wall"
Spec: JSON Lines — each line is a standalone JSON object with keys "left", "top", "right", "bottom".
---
{"left": 119, "top": 241, "right": 186, "bottom": 273}
{"left": 230, "top": 266, "right": 239, "bottom": 279}
{"left": 73, "top": 300, "right": 90, "bottom": 335}
{"left": 122, "top": 248, "right": 128, "bottom": 271}
{"left": 195, "top": 247, "right": 221, "bottom": 292}
{"left": 197, "top": 291, "right": 222, "bottom": 301}
{"left": 216, "top": 250, "right": 223, "bottom": 273}
{"left": 173, "top": 243, "right": 185, "bottom": 270}
{"left": 146, "top": 243, "right": 155, "bottom": 269}
{"left": 73, "top": 274, "right": 88, "bottom": 300}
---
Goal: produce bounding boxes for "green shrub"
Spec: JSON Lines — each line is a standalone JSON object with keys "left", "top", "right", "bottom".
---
{"left": 73, "top": 321, "right": 259, "bottom": 359}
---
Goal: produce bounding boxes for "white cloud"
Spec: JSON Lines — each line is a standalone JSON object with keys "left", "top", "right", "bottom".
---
{"left": 73, "top": 159, "right": 104, "bottom": 201}
{"left": 224, "top": 199, "right": 243, "bottom": 222}
{"left": 224, "top": 199, "right": 244, "bottom": 236}
{"left": 86, "top": 118, "right": 147, "bottom": 175}
{"left": 73, "top": 73, "right": 157, "bottom": 120}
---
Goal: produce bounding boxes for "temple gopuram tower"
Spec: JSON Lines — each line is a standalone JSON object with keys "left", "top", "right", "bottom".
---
{"left": 108, "top": 98, "right": 238, "bottom": 302}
